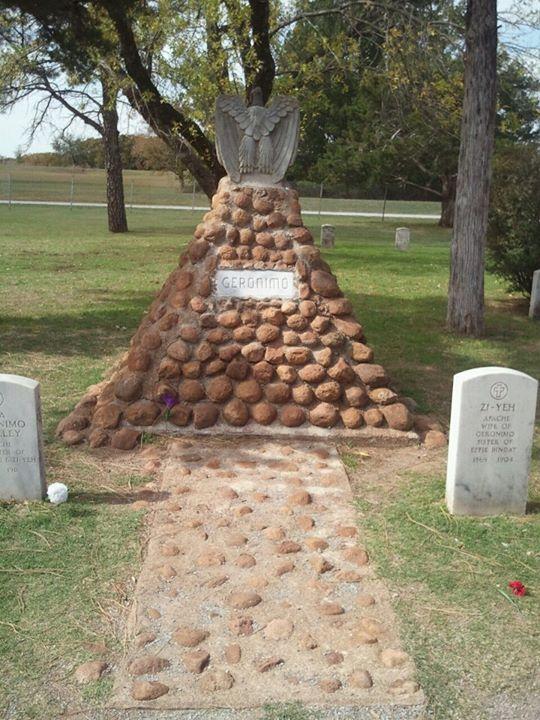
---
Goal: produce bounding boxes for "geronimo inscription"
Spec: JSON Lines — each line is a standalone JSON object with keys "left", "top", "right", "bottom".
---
{"left": 446, "top": 367, "right": 538, "bottom": 515}
{"left": 215, "top": 269, "right": 298, "bottom": 300}
{"left": 0, "top": 374, "right": 46, "bottom": 500}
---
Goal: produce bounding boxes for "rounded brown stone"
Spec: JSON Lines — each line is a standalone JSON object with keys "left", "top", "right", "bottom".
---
{"left": 253, "top": 216, "right": 267, "bottom": 232}
{"left": 200, "top": 669, "right": 235, "bottom": 691}
{"left": 159, "top": 312, "right": 178, "bottom": 331}
{"left": 284, "top": 346, "right": 312, "bottom": 365}
{"left": 131, "top": 680, "right": 169, "bottom": 701}
{"left": 325, "top": 651, "right": 344, "bottom": 665}
{"left": 263, "top": 618, "right": 294, "bottom": 640}
{"left": 297, "top": 515, "right": 315, "bottom": 531}
{"left": 219, "top": 244, "right": 238, "bottom": 260}
{"left": 239, "top": 227, "right": 255, "bottom": 244}
{"left": 206, "top": 375, "right": 234, "bottom": 403}
{"left": 235, "top": 379, "right": 262, "bottom": 403}
{"left": 223, "top": 398, "right": 249, "bottom": 426}
{"left": 178, "top": 380, "right": 205, "bottom": 403}
{"left": 328, "top": 358, "right": 356, "bottom": 384}
{"left": 183, "top": 649, "right": 210, "bottom": 674}
{"left": 357, "top": 595, "right": 376, "bottom": 608}
{"left": 265, "top": 382, "right": 291, "bottom": 404}
{"left": 189, "top": 239, "right": 211, "bottom": 261}
{"left": 167, "top": 339, "right": 191, "bottom": 362}
{"left": 318, "top": 602, "right": 344, "bottom": 616}
{"left": 205, "top": 359, "right": 226, "bottom": 375}
{"left": 127, "top": 348, "right": 152, "bottom": 372}
{"left": 173, "top": 627, "right": 209, "bottom": 647}
{"left": 190, "top": 296, "right": 208, "bottom": 313}
{"left": 255, "top": 231, "right": 274, "bottom": 248}
{"left": 424, "top": 430, "right": 447, "bottom": 448}
{"left": 319, "top": 678, "right": 342, "bottom": 693}
{"left": 225, "top": 644, "right": 241, "bottom": 664}
{"left": 124, "top": 400, "right": 161, "bottom": 426}
{"left": 334, "top": 317, "right": 363, "bottom": 339}
{"left": 266, "top": 211, "right": 286, "bottom": 228}
{"left": 305, "top": 537, "right": 328, "bottom": 551}
{"left": 280, "top": 405, "right": 306, "bottom": 427}
{"left": 193, "top": 402, "right": 219, "bottom": 429}
{"left": 345, "top": 386, "right": 369, "bottom": 408}
{"left": 281, "top": 301, "right": 297, "bottom": 315}
{"left": 232, "top": 208, "right": 251, "bottom": 226}
{"left": 207, "top": 327, "right": 231, "bottom": 344}
{"left": 235, "top": 553, "right": 257, "bottom": 568}
{"left": 197, "top": 550, "right": 226, "bottom": 567}
{"left": 157, "top": 358, "right": 182, "bottom": 380}
{"left": 93, "top": 403, "right": 123, "bottom": 430}
{"left": 389, "top": 679, "right": 420, "bottom": 695}
{"left": 169, "top": 403, "right": 192, "bottom": 426}
{"left": 289, "top": 490, "right": 312, "bottom": 506}
{"left": 226, "top": 357, "right": 250, "bottom": 381}
{"left": 364, "top": 408, "right": 384, "bottom": 427}
{"left": 218, "top": 310, "right": 241, "bottom": 328}
{"left": 74, "top": 660, "right": 108, "bottom": 684}
{"left": 241, "top": 342, "right": 265, "bottom": 363}
{"left": 382, "top": 403, "right": 413, "bottom": 431}
{"left": 276, "top": 365, "right": 297, "bottom": 384}
{"left": 369, "top": 388, "right": 398, "bottom": 405}
{"left": 261, "top": 307, "right": 285, "bottom": 326}
{"left": 287, "top": 314, "right": 308, "bottom": 331}
{"left": 233, "top": 191, "right": 251, "bottom": 210}
{"left": 135, "top": 631, "right": 157, "bottom": 649}
{"left": 315, "top": 381, "right": 341, "bottom": 402}
{"left": 349, "top": 669, "right": 373, "bottom": 689}
{"left": 114, "top": 374, "right": 143, "bottom": 402}
{"left": 282, "top": 330, "right": 299, "bottom": 345}
{"left": 344, "top": 547, "right": 369, "bottom": 565}
{"left": 309, "top": 403, "right": 339, "bottom": 428}
{"left": 277, "top": 540, "right": 301, "bottom": 554}
{"left": 299, "top": 300, "right": 317, "bottom": 318}
{"left": 182, "top": 361, "right": 201, "bottom": 378}
{"left": 176, "top": 270, "right": 194, "bottom": 290}
{"left": 298, "top": 364, "right": 326, "bottom": 383}
{"left": 228, "top": 591, "right": 262, "bottom": 609}
{"left": 128, "top": 654, "right": 170, "bottom": 676}
{"left": 310, "top": 556, "right": 334, "bottom": 574}
{"left": 341, "top": 407, "right": 363, "bottom": 429}
{"left": 291, "top": 226, "right": 313, "bottom": 244}
{"left": 234, "top": 326, "right": 255, "bottom": 343}
{"left": 256, "top": 324, "right": 281, "bottom": 344}
{"left": 111, "top": 428, "right": 140, "bottom": 450}
{"left": 251, "top": 401, "right": 277, "bottom": 425}
{"left": 310, "top": 270, "right": 340, "bottom": 297}
{"left": 219, "top": 344, "right": 241, "bottom": 362}
{"left": 252, "top": 361, "right": 274, "bottom": 384}
{"left": 252, "top": 195, "right": 274, "bottom": 214}
{"left": 88, "top": 429, "right": 109, "bottom": 448}
{"left": 265, "top": 346, "right": 285, "bottom": 365}
{"left": 326, "top": 298, "right": 353, "bottom": 315}
{"left": 354, "top": 363, "right": 387, "bottom": 387}
{"left": 292, "top": 384, "right": 315, "bottom": 406}
{"left": 196, "top": 341, "right": 215, "bottom": 362}
{"left": 140, "top": 329, "right": 162, "bottom": 351}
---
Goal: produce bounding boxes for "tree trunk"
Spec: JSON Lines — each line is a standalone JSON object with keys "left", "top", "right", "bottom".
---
{"left": 447, "top": 0, "right": 497, "bottom": 336}
{"left": 101, "top": 81, "right": 128, "bottom": 233}
{"left": 439, "top": 174, "right": 456, "bottom": 228}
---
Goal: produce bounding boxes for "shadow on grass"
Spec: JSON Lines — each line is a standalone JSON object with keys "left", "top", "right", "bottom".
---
{"left": 0, "top": 289, "right": 152, "bottom": 359}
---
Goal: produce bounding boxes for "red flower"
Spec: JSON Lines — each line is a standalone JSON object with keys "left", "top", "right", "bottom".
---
{"left": 508, "top": 581, "right": 526, "bottom": 597}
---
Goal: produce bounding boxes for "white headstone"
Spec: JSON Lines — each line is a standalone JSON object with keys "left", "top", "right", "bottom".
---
{"left": 0, "top": 374, "right": 46, "bottom": 501}
{"left": 320, "top": 224, "right": 335, "bottom": 248}
{"left": 446, "top": 367, "right": 538, "bottom": 516}
{"left": 529, "top": 269, "right": 540, "bottom": 320}
{"left": 395, "top": 227, "right": 410, "bottom": 251}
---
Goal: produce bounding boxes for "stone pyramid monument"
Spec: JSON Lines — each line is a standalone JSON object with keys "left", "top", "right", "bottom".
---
{"left": 57, "top": 91, "right": 419, "bottom": 450}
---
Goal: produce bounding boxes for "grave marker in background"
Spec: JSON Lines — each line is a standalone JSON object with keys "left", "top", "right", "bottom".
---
{"left": 446, "top": 367, "right": 537, "bottom": 515}
{"left": 320, "top": 224, "right": 335, "bottom": 248}
{"left": 395, "top": 227, "right": 410, "bottom": 251}
{"left": 0, "top": 374, "right": 46, "bottom": 500}
{"left": 529, "top": 269, "right": 540, "bottom": 320}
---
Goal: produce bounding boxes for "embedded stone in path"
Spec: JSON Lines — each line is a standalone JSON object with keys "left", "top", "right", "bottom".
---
{"left": 446, "top": 367, "right": 538, "bottom": 515}
{"left": 111, "top": 438, "right": 425, "bottom": 713}
{"left": 0, "top": 374, "right": 46, "bottom": 501}
{"left": 529, "top": 269, "right": 540, "bottom": 320}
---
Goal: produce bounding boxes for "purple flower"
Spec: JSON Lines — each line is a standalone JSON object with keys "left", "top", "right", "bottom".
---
{"left": 160, "top": 391, "right": 178, "bottom": 410}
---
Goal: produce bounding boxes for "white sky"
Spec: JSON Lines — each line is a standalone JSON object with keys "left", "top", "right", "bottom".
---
{"left": 0, "top": 2, "right": 538, "bottom": 158}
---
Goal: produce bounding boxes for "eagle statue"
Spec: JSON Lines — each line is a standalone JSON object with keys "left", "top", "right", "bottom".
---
{"left": 215, "top": 87, "right": 300, "bottom": 185}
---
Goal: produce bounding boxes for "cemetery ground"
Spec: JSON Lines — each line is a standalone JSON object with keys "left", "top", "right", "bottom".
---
{"left": 0, "top": 205, "right": 538, "bottom": 720}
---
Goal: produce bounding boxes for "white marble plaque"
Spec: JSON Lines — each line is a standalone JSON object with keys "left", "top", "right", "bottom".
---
{"left": 214, "top": 269, "right": 298, "bottom": 299}
{"left": 0, "top": 374, "right": 46, "bottom": 501}
{"left": 446, "top": 367, "right": 538, "bottom": 516}
{"left": 529, "top": 269, "right": 540, "bottom": 319}
{"left": 395, "top": 227, "right": 410, "bottom": 251}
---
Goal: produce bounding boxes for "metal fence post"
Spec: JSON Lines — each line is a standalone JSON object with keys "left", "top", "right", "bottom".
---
{"left": 381, "top": 186, "right": 388, "bottom": 223}
{"left": 318, "top": 182, "right": 324, "bottom": 218}
{"left": 191, "top": 178, "right": 196, "bottom": 211}
{"left": 69, "top": 176, "right": 75, "bottom": 209}
{"left": 8, "top": 173, "right": 12, "bottom": 209}
{"left": 130, "top": 180, "right": 134, "bottom": 209}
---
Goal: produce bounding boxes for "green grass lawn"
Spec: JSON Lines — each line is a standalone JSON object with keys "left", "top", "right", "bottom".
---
{"left": 1, "top": 163, "right": 441, "bottom": 216}
{"left": 0, "top": 204, "right": 538, "bottom": 719}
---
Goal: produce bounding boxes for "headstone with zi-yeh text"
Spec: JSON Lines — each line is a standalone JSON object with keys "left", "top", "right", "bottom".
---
{"left": 320, "top": 224, "right": 335, "bottom": 248}
{"left": 395, "top": 227, "right": 410, "bottom": 251}
{"left": 529, "top": 269, "right": 540, "bottom": 319}
{"left": 446, "top": 367, "right": 538, "bottom": 516}
{"left": 0, "top": 374, "right": 46, "bottom": 500}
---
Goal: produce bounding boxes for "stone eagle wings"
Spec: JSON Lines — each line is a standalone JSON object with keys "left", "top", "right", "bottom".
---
{"left": 215, "top": 90, "right": 300, "bottom": 184}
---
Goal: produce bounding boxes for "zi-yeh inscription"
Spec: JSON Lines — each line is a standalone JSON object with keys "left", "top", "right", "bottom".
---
{"left": 215, "top": 269, "right": 298, "bottom": 300}
{"left": 446, "top": 367, "right": 537, "bottom": 516}
{"left": 0, "top": 374, "right": 46, "bottom": 501}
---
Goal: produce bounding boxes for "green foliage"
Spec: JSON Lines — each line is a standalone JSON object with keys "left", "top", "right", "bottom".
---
{"left": 487, "top": 143, "right": 540, "bottom": 296}
{"left": 262, "top": 702, "right": 320, "bottom": 720}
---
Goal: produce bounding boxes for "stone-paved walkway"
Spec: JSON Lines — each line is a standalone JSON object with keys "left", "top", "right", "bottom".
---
{"left": 111, "top": 438, "right": 425, "bottom": 715}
